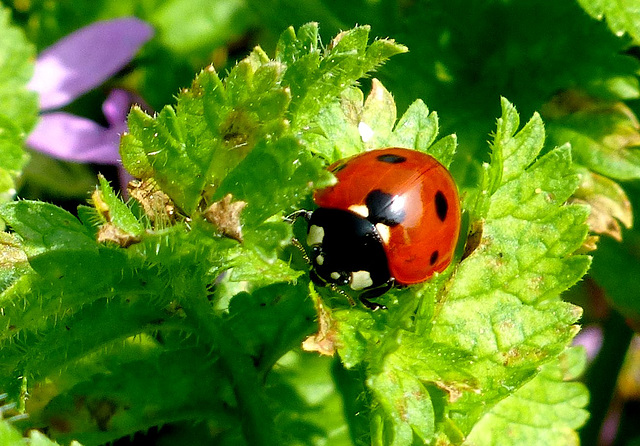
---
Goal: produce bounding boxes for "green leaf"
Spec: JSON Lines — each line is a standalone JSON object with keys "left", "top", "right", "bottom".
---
{"left": 266, "top": 353, "right": 353, "bottom": 446}
{"left": 544, "top": 92, "right": 640, "bottom": 180}
{"left": 0, "top": 417, "right": 26, "bottom": 446}
{"left": 494, "top": 98, "right": 546, "bottom": 184}
{"left": 30, "top": 430, "right": 82, "bottom": 446}
{"left": 96, "top": 175, "right": 144, "bottom": 235}
{"left": 31, "top": 336, "right": 231, "bottom": 445}
{"left": 0, "top": 201, "right": 95, "bottom": 257}
{"left": 228, "top": 248, "right": 303, "bottom": 286}
{"left": 438, "top": 102, "right": 590, "bottom": 434}
{"left": 0, "top": 116, "right": 29, "bottom": 203}
{"left": 0, "top": 290, "right": 168, "bottom": 396}
{"left": 577, "top": 0, "right": 640, "bottom": 45}
{"left": 275, "top": 22, "right": 320, "bottom": 66}
{"left": 124, "top": 105, "right": 208, "bottom": 214}
{"left": 0, "top": 7, "right": 37, "bottom": 134}
{"left": 214, "top": 136, "right": 329, "bottom": 226}
{"left": 285, "top": 25, "right": 407, "bottom": 130}
{"left": 304, "top": 78, "right": 455, "bottom": 166}
{"left": 360, "top": 79, "right": 397, "bottom": 150}
{"left": 0, "top": 8, "right": 37, "bottom": 203}
{"left": 390, "top": 99, "right": 440, "bottom": 159}
{"left": 303, "top": 86, "right": 366, "bottom": 161}
{"left": 119, "top": 133, "right": 153, "bottom": 178}
{"left": 369, "top": 368, "right": 436, "bottom": 444}
{"left": 428, "top": 134, "right": 458, "bottom": 169}
{"left": 488, "top": 146, "right": 577, "bottom": 220}
{"left": 464, "top": 347, "right": 589, "bottom": 445}
{"left": 225, "top": 283, "right": 315, "bottom": 362}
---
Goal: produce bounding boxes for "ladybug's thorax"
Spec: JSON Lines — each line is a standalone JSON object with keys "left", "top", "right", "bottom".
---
{"left": 306, "top": 208, "right": 391, "bottom": 291}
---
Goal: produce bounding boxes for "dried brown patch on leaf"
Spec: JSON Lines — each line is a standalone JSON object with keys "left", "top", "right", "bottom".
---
{"left": 128, "top": 179, "right": 176, "bottom": 225}
{"left": 302, "top": 296, "right": 337, "bottom": 356}
{"left": 571, "top": 169, "right": 632, "bottom": 241}
{"left": 0, "top": 232, "right": 28, "bottom": 268}
{"left": 204, "top": 194, "right": 247, "bottom": 242}
{"left": 462, "top": 219, "right": 484, "bottom": 260}
{"left": 97, "top": 224, "right": 141, "bottom": 248}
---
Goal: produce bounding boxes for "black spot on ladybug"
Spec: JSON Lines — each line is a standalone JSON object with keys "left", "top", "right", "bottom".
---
{"left": 430, "top": 250, "right": 439, "bottom": 265}
{"left": 365, "top": 189, "right": 406, "bottom": 226}
{"left": 435, "top": 191, "right": 448, "bottom": 222}
{"left": 376, "top": 153, "right": 407, "bottom": 164}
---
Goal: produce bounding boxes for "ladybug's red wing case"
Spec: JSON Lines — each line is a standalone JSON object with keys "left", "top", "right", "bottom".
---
{"left": 314, "top": 148, "right": 461, "bottom": 285}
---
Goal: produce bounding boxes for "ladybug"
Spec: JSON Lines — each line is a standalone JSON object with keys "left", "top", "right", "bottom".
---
{"left": 301, "top": 147, "right": 461, "bottom": 309}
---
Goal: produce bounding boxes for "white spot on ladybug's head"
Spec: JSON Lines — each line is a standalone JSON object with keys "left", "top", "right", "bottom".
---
{"left": 350, "top": 270, "right": 373, "bottom": 290}
{"left": 358, "top": 122, "right": 374, "bottom": 142}
{"left": 316, "top": 254, "right": 325, "bottom": 265}
{"left": 348, "top": 204, "right": 369, "bottom": 218}
{"left": 307, "top": 225, "right": 325, "bottom": 246}
{"left": 375, "top": 223, "right": 391, "bottom": 244}
{"left": 330, "top": 271, "right": 341, "bottom": 280}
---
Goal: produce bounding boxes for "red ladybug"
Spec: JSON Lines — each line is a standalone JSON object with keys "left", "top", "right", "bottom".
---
{"left": 304, "top": 147, "right": 461, "bottom": 309}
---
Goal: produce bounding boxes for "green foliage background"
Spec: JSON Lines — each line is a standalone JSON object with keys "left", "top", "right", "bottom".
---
{"left": 1, "top": 0, "right": 640, "bottom": 445}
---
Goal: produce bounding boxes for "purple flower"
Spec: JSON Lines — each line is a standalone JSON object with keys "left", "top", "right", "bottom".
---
{"left": 27, "top": 17, "right": 154, "bottom": 165}
{"left": 573, "top": 324, "right": 603, "bottom": 362}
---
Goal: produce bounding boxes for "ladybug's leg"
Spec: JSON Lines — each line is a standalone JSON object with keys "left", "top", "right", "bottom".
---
{"left": 310, "top": 270, "right": 357, "bottom": 306}
{"left": 309, "top": 269, "right": 326, "bottom": 288}
{"left": 284, "top": 209, "right": 312, "bottom": 223}
{"left": 358, "top": 297, "right": 387, "bottom": 311}
{"left": 358, "top": 282, "right": 393, "bottom": 311}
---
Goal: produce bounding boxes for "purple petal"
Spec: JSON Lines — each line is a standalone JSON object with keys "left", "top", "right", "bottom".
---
{"left": 29, "top": 17, "right": 154, "bottom": 111}
{"left": 102, "top": 89, "right": 144, "bottom": 127}
{"left": 573, "top": 325, "right": 603, "bottom": 362}
{"left": 27, "top": 112, "right": 122, "bottom": 164}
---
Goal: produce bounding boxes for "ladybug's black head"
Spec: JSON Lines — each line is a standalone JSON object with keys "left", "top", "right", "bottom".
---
{"left": 306, "top": 208, "right": 391, "bottom": 292}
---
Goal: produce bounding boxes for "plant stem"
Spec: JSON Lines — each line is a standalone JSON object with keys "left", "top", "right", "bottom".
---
{"left": 181, "top": 291, "right": 279, "bottom": 446}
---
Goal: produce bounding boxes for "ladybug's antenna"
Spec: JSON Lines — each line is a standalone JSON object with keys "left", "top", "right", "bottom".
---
{"left": 284, "top": 210, "right": 312, "bottom": 223}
